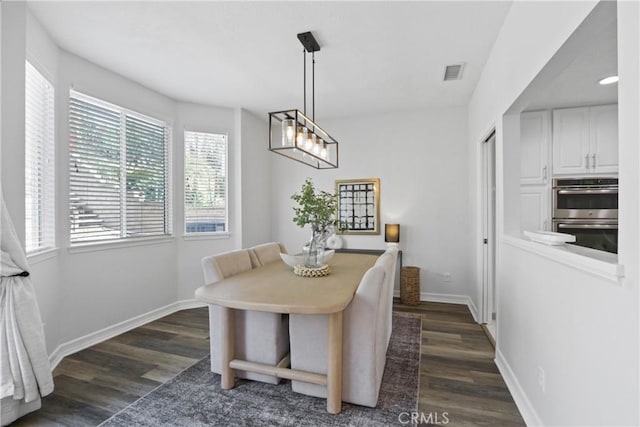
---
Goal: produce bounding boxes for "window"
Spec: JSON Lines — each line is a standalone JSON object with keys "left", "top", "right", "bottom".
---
{"left": 184, "top": 131, "right": 227, "bottom": 234}
{"left": 69, "top": 90, "right": 170, "bottom": 244}
{"left": 25, "top": 61, "right": 55, "bottom": 253}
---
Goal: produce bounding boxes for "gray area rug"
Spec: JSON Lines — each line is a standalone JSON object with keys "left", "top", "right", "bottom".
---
{"left": 100, "top": 312, "right": 421, "bottom": 426}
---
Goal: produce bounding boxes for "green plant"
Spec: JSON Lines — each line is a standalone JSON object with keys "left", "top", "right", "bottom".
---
{"left": 291, "top": 178, "right": 338, "bottom": 232}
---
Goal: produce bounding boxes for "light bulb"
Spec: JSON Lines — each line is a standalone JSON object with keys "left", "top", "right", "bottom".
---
{"left": 305, "top": 132, "right": 314, "bottom": 150}
{"left": 282, "top": 119, "right": 295, "bottom": 146}
{"left": 321, "top": 144, "right": 328, "bottom": 159}
{"left": 296, "top": 127, "right": 307, "bottom": 147}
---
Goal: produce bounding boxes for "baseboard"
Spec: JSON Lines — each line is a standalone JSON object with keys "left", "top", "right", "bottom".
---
{"left": 393, "top": 290, "right": 480, "bottom": 323}
{"left": 48, "top": 299, "right": 207, "bottom": 370}
{"left": 495, "top": 348, "right": 542, "bottom": 426}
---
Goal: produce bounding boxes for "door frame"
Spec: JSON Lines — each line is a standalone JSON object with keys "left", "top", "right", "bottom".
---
{"left": 481, "top": 129, "right": 497, "bottom": 329}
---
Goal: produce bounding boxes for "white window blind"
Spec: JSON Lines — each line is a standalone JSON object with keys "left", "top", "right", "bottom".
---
{"left": 184, "top": 131, "right": 227, "bottom": 234}
{"left": 25, "top": 61, "right": 55, "bottom": 253}
{"left": 69, "top": 90, "right": 170, "bottom": 244}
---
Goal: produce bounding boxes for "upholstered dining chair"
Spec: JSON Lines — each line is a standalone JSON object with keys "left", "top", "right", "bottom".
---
{"left": 248, "top": 242, "right": 288, "bottom": 268}
{"left": 288, "top": 264, "right": 389, "bottom": 407}
{"left": 201, "top": 249, "right": 289, "bottom": 384}
{"left": 375, "top": 246, "right": 399, "bottom": 347}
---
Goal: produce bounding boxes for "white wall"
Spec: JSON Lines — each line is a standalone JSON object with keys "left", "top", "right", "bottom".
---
{"left": 468, "top": 1, "right": 639, "bottom": 425}
{"left": 238, "top": 108, "right": 272, "bottom": 249}
{"left": 54, "top": 50, "right": 180, "bottom": 347}
{"left": 1, "top": 2, "right": 26, "bottom": 239}
{"left": 1, "top": 8, "right": 273, "bottom": 357}
{"left": 271, "top": 107, "right": 473, "bottom": 305}
{"left": 468, "top": 0, "right": 600, "bottom": 314}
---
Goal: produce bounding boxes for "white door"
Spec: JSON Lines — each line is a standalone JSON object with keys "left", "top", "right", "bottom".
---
{"left": 481, "top": 130, "right": 496, "bottom": 336}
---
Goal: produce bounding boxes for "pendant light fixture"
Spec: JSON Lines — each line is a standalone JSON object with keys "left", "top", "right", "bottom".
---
{"left": 268, "top": 31, "right": 339, "bottom": 169}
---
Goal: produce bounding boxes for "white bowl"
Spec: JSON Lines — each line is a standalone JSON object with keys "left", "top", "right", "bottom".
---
{"left": 280, "top": 253, "right": 303, "bottom": 268}
{"left": 280, "top": 250, "right": 335, "bottom": 268}
{"left": 323, "top": 249, "right": 335, "bottom": 263}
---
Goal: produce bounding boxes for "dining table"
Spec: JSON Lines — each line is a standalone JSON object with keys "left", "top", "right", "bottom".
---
{"left": 194, "top": 252, "right": 378, "bottom": 414}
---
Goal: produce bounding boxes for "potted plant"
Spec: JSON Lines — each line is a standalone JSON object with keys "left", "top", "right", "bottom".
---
{"left": 291, "top": 178, "right": 338, "bottom": 268}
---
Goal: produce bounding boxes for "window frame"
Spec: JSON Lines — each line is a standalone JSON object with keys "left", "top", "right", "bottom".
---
{"left": 183, "top": 130, "right": 229, "bottom": 236}
{"left": 68, "top": 90, "right": 172, "bottom": 246}
{"left": 25, "top": 61, "right": 56, "bottom": 254}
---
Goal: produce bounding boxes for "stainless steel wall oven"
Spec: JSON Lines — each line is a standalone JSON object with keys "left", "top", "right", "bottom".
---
{"left": 552, "top": 178, "right": 618, "bottom": 253}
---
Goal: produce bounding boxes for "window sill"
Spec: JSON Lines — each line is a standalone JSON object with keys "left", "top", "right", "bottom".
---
{"left": 27, "top": 247, "right": 59, "bottom": 265}
{"left": 183, "top": 232, "right": 231, "bottom": 241}
{"left": 503, "top": 235, "right": 624, "bottom": 283}
{"left": 68, "top": 235, "right": 175, "bottom": 254}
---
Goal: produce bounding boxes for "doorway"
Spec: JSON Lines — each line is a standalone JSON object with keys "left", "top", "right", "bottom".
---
{"left": 481, "top": 129, "right": 496, "bottom": 339}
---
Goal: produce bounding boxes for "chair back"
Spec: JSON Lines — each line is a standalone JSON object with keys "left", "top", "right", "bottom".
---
{"left": 375, "top": 247, "right": 399, "bottom": 347}
{"left": 201, "top": 249, "right": 253, "bottom": 284}
{"left": 249, "top": 242, "right": 287, "bottom": 267}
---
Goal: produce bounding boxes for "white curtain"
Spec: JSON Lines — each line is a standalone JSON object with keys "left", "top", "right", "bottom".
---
{"left": 0, "top": 191, "right": 53, "bottom": 426}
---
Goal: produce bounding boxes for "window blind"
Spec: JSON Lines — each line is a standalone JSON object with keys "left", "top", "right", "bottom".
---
{"left": 69, "top": 90, "right": 170, "bottom": 244}
{"left": 25, "top": 61, "right": 55, "bottom": 252}
{"left": 184, "top": 131, "right": 227, "bottom": 234}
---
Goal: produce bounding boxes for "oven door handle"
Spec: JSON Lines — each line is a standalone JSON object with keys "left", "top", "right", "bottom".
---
{"left": 557, "top": 223, "right": 618, "bottom": 230}
{"left": 557, "top": 189, "right": 618, "bottom": 195}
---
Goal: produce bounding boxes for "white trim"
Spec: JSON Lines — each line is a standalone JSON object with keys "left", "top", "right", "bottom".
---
{"left": 393, "top": 290, "right": 480, "bottom": 323}
{"left": 182, "top": 232, "right": 231, "bottom": 241}
{"left": 495, "top": 348, "right": 543, "bottom": 427}
{"left": 26, "top": 247, "right": 58, "bottom": 265}
{"left": 503, "top": 235, "right": 624, "bottom": 282}
{"left": 68, "top": 235, "right": 175, "bottom": 254}
{"left": 48, "top": 299, "right": 207, "bottom": 370}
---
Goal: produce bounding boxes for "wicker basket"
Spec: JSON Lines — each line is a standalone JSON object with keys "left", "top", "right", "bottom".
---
{"left": 400, "top": 266, "right": 420, "bottom": 306}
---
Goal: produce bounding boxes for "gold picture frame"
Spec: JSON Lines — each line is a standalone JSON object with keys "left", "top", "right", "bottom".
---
{"left": 335, "top": 178, "right": 380, "bottom": 235}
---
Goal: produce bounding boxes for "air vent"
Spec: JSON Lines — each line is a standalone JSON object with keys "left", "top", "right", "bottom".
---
{"left": 443, "top": 63, "right": 465, "bottom": 81}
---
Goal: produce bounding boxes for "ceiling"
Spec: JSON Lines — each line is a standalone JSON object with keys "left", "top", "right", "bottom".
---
{"left": 524, "top": 2, "right": 617, "bottom": 111}
{"left": 27, "top": 1, "right": 514, "bottom": 119}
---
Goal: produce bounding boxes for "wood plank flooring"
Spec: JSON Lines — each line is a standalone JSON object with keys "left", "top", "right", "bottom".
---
{"left": 395, "top": 301, "right": 525, "bottom": 427}
{"left": 13, "top": 302, "right": 524, "bottom": 426}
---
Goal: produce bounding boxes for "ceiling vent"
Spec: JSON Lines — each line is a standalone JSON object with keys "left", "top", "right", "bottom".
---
{"left": 443, "top": 63, "right": 465, "bottom": 81}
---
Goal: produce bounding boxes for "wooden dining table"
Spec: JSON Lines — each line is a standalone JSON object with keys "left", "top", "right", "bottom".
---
{"left": 194, "top": 252, "right": 378, "bottom": 414}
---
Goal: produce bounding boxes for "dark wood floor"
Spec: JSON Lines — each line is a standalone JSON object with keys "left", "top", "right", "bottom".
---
{"left": 13, "top": 302, "right": 524, "bottom": 426}
{"left": 394, "top": 301, "right": 525, "bottom": 426}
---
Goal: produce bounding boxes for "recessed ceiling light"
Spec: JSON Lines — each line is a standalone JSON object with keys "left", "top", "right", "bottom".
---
{"left": 598, "top": 75, "right": 619, "bottom": 85}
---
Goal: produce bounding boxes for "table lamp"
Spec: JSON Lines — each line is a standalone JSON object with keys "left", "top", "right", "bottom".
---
{"left": 385, "top": 224, "right": 400, "bottom": 246}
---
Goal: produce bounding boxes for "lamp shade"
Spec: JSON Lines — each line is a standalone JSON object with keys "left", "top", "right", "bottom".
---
{"left": 385, "top": 224, "right": 400, "bottom": 243}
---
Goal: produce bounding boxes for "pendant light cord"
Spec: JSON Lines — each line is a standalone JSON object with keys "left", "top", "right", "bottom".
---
{"left": 312, "top": 51, "right": 315, "bottom": 121}
{"left": 303, "top": 49, "right": 307, "bottom": 116}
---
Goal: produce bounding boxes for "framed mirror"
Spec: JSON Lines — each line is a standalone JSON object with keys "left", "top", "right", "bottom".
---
{"left": 335, "top": 178, "right": 380, "bottom": 235}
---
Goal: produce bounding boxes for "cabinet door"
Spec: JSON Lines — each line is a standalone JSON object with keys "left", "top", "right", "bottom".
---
{"left": 589, "top": 104, "right": 618, "bottom": 174}
{"left": 520, "top": 111, "right": 550, "bottom": 185}
{"left": 552, "top": 107, "right": 590, "bottom": 175}
{"left": 520, "top": 186, "right": 550, "bottom": 233}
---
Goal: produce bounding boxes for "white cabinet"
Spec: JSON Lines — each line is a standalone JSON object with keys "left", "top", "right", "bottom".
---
{"left": 588, "top": 105, "right": 619, "bottom": 173}
{"left": 520, "top": 111, "right": 550, "bottom": 185}
{"left": 520, "top": 111, "right": 551, "bottom": 234}
{"left": 520, "top": 187, "right": 550, "bottom": 233}
{"left": 552, "top": 105, "right": 618, "bottom": 175}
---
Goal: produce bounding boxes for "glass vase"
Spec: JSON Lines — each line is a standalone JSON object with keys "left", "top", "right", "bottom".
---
{"left": 304, "top": 230, "right": 326, "bottom": 268}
